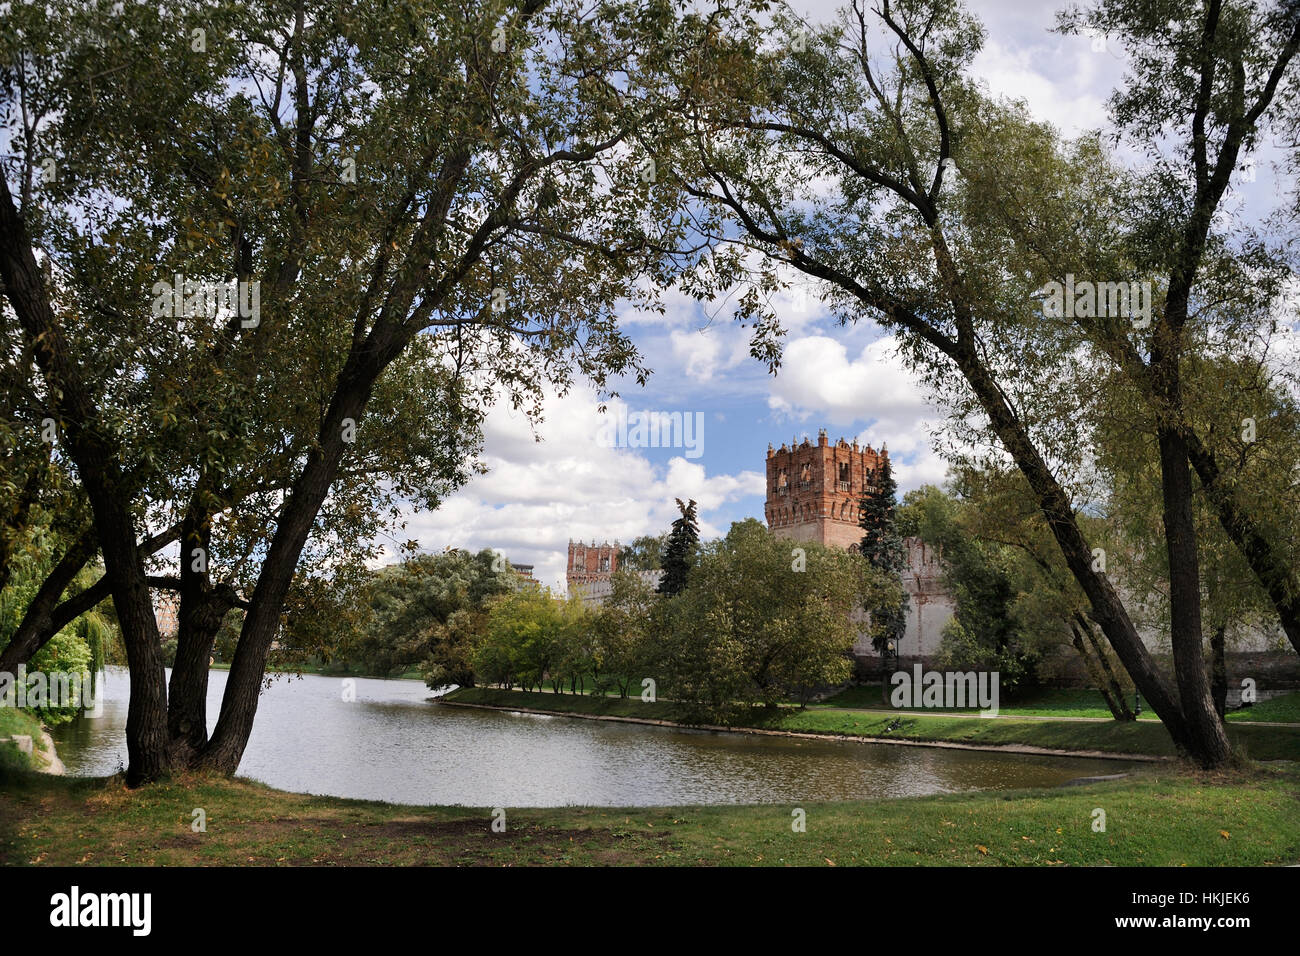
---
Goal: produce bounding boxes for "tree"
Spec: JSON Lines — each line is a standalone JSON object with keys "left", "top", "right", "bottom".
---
{"left": 661, "top": 0, "right": 1300, "bottom": 766}
{"left": 590, "top": 568, "right": 656, "bottom": 697}
{"left": 475, "top": 587, "right": 568, "bottom": 692}
{"left": 618, "top": 534, "right": 668, "bottom": 571}
{"left": 657, "top": 498, "right": 699, "bottom": 596}
{"left": 660, "top": 518, "right": 887, "bottom": 716}
{"left": 2, "top": 0, "right": 711, "bottom": 783}
{"left": 857, "top": 456, "right": 907, "bottom": 654}
{"left": 334, "top": 549, "right": 509, "bottom": 682}
{"left": 1056, "top": 0, "right": 1300, "bottom": 661}
{"left": 0, "top": 541, "right": 113, "bottom": 724}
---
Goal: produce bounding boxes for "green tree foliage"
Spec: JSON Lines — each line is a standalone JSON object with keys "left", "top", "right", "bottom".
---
{"left": 350, "top": 550, "right": 511, "bottom": 683}
{"left": 658, "top": 519, "right": 886, "bottom": 716}
{"left": 474, "top": 587, "right": 585, "bottom": 693}
{"left": 900, "top": 476, "right": 1133, "bottom": 711}
{"left": 657, "top": 0, "right": 1300, "bottom": 765}
{"left": 617, "top": 534, "right": 667, "bottom": 571}
{"left": 2, "top": 0, "right": 720, "bottom": 780}
{"left": 857, "top": 457, "right": 907, "bottom": 653}
{"left": 589, "top": 568, "right": 657, "bottom": 697}
{"left": 657, "top": 498, "right": 699, "bottom": 596}
{"left": 0, "top": 539, "right": 115, "bottom": 723}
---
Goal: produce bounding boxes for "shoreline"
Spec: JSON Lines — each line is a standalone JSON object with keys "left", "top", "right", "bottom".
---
{"left": 434, "top": 697, "right": 1169, "bottom": 763}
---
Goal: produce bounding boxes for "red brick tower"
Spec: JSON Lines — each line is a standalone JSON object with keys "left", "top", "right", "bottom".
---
{"left": 764, "top": 428, "right": 887, "bottom": 550}
{"left": 566, "top": 540, "right": 619, "bottom": 588}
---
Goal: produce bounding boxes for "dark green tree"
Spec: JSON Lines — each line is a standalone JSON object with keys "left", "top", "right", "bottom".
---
{"left": 657, "top": 498, "right": 699, "bottom": 597}
{"left": 858, "top": 458, "right": 908, "bottom": 654}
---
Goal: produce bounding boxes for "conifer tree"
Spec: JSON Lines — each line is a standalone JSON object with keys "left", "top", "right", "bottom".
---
{"left": 657, "top": 498, "right": 699, "bottom": 596}
{"left": 858, "top": 458, "right": 908, "bottom": 653}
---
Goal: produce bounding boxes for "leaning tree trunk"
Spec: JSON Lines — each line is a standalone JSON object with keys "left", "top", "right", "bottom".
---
{"left": 1186, "top": 434, "right": 1300, "bottom": 658}
{"left": 1076, "top": 612, "right": 1134, "bottom": 721}
{"left": 952, "top": 347, "right": 1204, "bottom": 756}
{"left": 1069, "top": 622, "right": 1125, "bottom": 720}
{"left": 1210, "top": 623, "right": 1227, "bottom": 720}
{"left": 0, "top": 179, "right": 173, "bottom": 786}
{"left": 198, "top": 353, "right": 385, "bottom": 774}
{"left": 0, "top": 531, "right": 94, "bottom": 674}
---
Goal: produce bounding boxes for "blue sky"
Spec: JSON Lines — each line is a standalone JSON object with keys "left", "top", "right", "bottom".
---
{"left": 394, "top": 0, "right": 1295, "bottom": 591}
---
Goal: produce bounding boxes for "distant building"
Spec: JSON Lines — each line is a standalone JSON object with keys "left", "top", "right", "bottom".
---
{"left": 565, "top": 430, "right": 955, "bottom": 650}
{"left": 565, "top": 540, "right": 662, "bottom": 605}
{"left": 566, "top": 540, "right": 618, "bottom": 605}
{"left": 509, "top": 563, "right": 540, "bottom": 590}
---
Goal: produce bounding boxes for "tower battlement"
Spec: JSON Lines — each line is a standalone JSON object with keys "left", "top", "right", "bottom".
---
{"left": 764, "top": 428, "right": 888, "bottom": 549}
{"left": 566, "top": 539, "right": 619, "bottom": 584}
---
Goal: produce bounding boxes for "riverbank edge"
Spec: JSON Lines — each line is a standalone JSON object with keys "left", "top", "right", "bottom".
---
{"left": 434, "top": 696, "right": 1169, "bottom": 763}
{"left": 0, "top": 726, "right": 64, "bottom": 775}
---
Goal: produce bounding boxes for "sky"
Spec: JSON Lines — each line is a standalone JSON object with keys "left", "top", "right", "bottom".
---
{"left": 391, "top": 0, "right": 1293, "bottom": 593}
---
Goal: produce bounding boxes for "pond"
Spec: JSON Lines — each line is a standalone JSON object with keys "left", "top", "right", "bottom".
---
{"left": 49, "top": 667, "right": 1141, "bottom": 806}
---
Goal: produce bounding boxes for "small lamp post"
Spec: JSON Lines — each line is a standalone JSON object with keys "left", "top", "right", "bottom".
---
{"left": 882, "top": 637, "right": 899, "bottom": 706}
{"left": 1134, "top": 691, "right": 1142, "bottom": 717}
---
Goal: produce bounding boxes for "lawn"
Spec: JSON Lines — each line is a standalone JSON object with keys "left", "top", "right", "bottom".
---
{"left": 0, "top": 708, "right": 47, "bottom": 773}
{"left": 1, "top": 763, "right": 1296, "bottom": 866}
{"left": 1228, "top": 691, "right": 1300, "bottom": 723}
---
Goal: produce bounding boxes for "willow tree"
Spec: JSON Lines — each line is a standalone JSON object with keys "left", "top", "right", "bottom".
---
{"left": 665, "top": 0, "right": 1299, "bottom": 766}
{"left": 1, "top": 0, "right": 720, "bottom": 783}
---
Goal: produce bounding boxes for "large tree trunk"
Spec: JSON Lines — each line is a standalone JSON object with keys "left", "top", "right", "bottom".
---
{"left": 953, "top": 351, "right": 1196, "bottom": 744}
{"left": 168, "top": 511, "right": 217, "bottom": 762}
{"left": 0, "top": 179, "right": 173, "bottom": 785}
{"left": 947, "top": 342, "right": 1244, "bottom": 765}
{"left": 198, "top": 356, "right": 385, "bottom": 774}
{"left": 1154, "top": 421, "right": 1231, "bottom": 765}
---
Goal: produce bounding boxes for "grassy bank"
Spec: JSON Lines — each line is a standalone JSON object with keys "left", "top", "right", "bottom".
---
{"left": 0, "top": 708, "right": 46, "bottom": 772}
{"left": 443, "top": 687, "right": 1300, "bottom": 760}
{"left": 1, "top": 764, "right": 1296, "bottom": 866}
{"left": 819, "top": 685, "right": 1300, "bottom": 723}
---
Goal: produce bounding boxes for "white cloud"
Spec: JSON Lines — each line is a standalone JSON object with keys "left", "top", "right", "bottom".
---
{"left": 971, "top": 36, "right": 1110, "bottom": 138}
{"left": 391, "top": 388, "right": 764, "bottom": 592}
{"left": 766, "top": 334, "right": 950, "bottom": 492}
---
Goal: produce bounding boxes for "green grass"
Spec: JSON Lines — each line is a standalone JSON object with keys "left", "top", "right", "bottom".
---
{"left": 1227, "top": 691, "right": 1300, "bottom": 723}
{"left": 446, "top": 687, "right": 1300, "bottom": 760}
{"left": 819, "top": 685, "right": 1167, "bottom": 719}
{"left": 0, "top": 709, "right": 46, "bottom": 772}
{"left": 1, "top": 763, "right": 1296, "bottom": 866}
